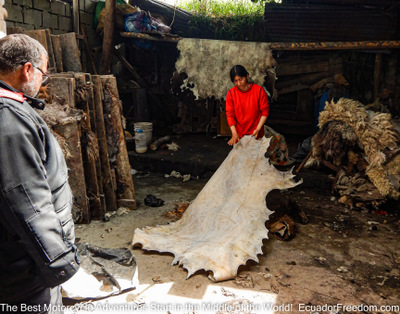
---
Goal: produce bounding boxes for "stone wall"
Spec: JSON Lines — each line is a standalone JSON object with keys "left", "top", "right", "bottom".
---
{"left": 4, "top": 0, "right": 101, "bottom": 71}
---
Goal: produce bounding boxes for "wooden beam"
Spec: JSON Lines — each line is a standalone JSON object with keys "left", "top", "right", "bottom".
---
{"left": 120, "top": 31, "right": 181, "bottom": 43}
{"left": 270, "top": 40, "right": 400, "bottom": 51}
{"left": 113, "top": 47, "right": 145, "bottom": 87}
{"left": 101, "top": 0, "right": 116, "bottom": 74}
{"left": 276, "top": 58, "right": 342, "bottom": 76}
{"left": 282, "top": 0, "right": 398, "bottom": 7}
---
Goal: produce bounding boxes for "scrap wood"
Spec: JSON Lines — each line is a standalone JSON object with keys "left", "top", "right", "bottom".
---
{"left": 150, "top": 135, "right": 171, "bottom": 151}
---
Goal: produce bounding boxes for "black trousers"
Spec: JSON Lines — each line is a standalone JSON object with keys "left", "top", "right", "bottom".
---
{"left": 1, "top": 286, "right": 63, "bottom": 314}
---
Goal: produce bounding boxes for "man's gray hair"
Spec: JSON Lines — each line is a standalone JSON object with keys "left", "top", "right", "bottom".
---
{"left": 0, "top": 34, "right": 48, "bottom": 74}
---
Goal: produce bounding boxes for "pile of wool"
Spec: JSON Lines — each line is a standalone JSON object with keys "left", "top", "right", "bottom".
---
{"left": 307, "top": 98, "right": 400, "bottom": 207}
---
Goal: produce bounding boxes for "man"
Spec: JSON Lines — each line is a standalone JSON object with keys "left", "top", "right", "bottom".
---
{"left": 0, "top": 34, "right": 79, "bottom": 313}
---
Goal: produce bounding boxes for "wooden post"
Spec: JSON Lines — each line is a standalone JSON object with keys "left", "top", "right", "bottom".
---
{"left": 73, "top": 0, "right": 80, "bottom": 34}
{"left": 101, "top": 75, "right": 137, "bottom": 208}
{"left": 373, "top": 53, "right": 382, "bottom": 100}
{"left": 92, "top": 75, "right": 118, "bottom": 212}
{"left": 101, "top": 0, "right": 116, "bottom": 74}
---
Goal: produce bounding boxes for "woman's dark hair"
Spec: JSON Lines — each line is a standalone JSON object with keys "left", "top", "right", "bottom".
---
{"left": 230, "top": 65, "right": 248, "bottom": 82}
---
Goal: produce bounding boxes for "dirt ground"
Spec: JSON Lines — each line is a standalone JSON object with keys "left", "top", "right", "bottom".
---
{"left": 71, "top": 169, "right": 400, "bottom": 314}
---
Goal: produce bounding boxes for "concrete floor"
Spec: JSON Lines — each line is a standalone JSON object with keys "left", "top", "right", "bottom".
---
{"left": 71, "top": 134, "right": 400, "bottom": 313}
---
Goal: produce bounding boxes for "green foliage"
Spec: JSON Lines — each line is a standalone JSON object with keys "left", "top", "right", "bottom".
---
{"left": 170, "top": 0, "right": 279, "bottom": 41}
{"left": 176, "top": 0, "right": 265, "bottom": 17}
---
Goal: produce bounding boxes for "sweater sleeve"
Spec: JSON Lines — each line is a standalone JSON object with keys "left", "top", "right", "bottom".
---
{"left": 225, "top": 90, "right": 236, "bottom": 127}
{"left": 259, "top": 87, "right": 269, "bottom": 118}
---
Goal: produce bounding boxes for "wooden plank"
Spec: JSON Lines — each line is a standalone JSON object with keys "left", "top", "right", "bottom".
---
{"left": 73, "top": 73, "right": 103, "bottom": 219}
{"left": 44, "top": 29, "right": 56, "bottom": 73}
{"left": 81, "top": 25, "right": 98, "bottom": 75}
{"left": 85, "top": 74, "right": 105, "bottom": 214}
{"left": 48, "top": 76, "right": 90, "bottom": 223}
{"left": 59, "top": 32, "right": 83, "bottom": 72}
{"left": 101, "top": 75, "right": 137, "bottom": 208}
{"left": 101, "top": 0, "right": 116, "bottom": 74}
{"left": 276, "top": 71, "right": 334, "bottom": 91}
{"left": 48, "top": 75, "right": 76, "bottom": 107}
{"left": 73, "top": 73, "right": 91, "bottom": 129}
{"left": 120, "top": 31, "right": 181, "bottom": 43}
{"left": 113, "top": 47, "right": 145, "bottom": 87}
{"left": 24, "top": 30, "right": 56, "bottom": 73}
{"left": 270, "top": 40, "right": 400, "bottom": 51}
{"left": 277, "top": 84, "right": 309, "bottom": 95}
{"left": 51, "top": 35, "right": 64, "bottom": 72}
{"left": 54, "top": 120, "right": 90, "bottom": 223}
{"left": 277, "top": 58, "right": 341, "bottom": 76}
{"left": 92, "top": 75, "right": 118, "bottom": 212}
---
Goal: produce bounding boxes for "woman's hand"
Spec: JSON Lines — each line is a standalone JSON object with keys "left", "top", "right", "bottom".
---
{"left": 228, "top": 133, "right": 239, "bottom": 146}
{"left": 228, "top": 127, "right": 239, "bottom": 146}
{"left": 251, "top": 128, "right": 261, "bottom": 138}
{"left": 252, "top": 116, "right": 268, "bottom": 139}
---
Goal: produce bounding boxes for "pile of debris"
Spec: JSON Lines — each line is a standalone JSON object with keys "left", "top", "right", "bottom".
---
{"left": 15, "top": 29, "right": 138, "bottom": 223}
{"left": 37, "top": 74, "right": 137, "bottom": 224}
{"left": 306, "top": 98, "right": 400, "bottom": 210}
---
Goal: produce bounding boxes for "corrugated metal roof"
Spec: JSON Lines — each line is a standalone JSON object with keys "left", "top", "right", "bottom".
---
{"left": 264, "top": 4, "right": 398, "bottom": 42}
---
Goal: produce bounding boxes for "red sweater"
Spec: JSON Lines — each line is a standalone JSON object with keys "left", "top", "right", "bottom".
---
{"left": 226, "top": 83, "right": 269, "bottom": 138}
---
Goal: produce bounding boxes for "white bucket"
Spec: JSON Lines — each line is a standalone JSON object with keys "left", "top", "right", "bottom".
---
{"left": 134, "top": 122, "right": 153, "bottom": 145}
{"left": 134, "top": 128, "right": 147, "bottom": 153}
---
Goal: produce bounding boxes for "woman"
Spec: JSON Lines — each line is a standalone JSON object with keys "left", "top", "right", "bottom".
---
{"left": 226, "top": 65, "right": 269, "bottom": 146}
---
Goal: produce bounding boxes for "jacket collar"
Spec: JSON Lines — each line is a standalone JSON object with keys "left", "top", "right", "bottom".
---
{"left": 0, "top": 80, "right": 45, "bottom": 110}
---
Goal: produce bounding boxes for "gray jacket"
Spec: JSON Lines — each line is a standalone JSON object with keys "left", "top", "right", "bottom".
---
{"left": 0, "top": 81, "right": 80, "bottom": 301}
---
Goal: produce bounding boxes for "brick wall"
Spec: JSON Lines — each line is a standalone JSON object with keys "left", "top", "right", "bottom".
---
{"left": 4, "top": 0, "right": 102, "bottom": 72}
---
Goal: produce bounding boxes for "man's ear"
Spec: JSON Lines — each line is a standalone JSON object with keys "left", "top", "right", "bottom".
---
{"left": 19, "top": 62, "right": 33, "bottom": 83}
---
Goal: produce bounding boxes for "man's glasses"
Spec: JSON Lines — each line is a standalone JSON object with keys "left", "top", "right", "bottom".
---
{"left": 33, "top": 65, "right": 50, "bottom": 85}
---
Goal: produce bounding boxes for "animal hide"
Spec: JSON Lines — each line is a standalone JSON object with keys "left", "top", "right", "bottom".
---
{"left": 310, "top": 98, "right": 399, "bottom": 199}
{"left": 309, "top": 120, "right": 357, "bottom": 168}
{"left": 132, "top": 136, "right": 301, "bottom": 282}
{"left": 175, "top": 38, "right": 276, "bottom": 100}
